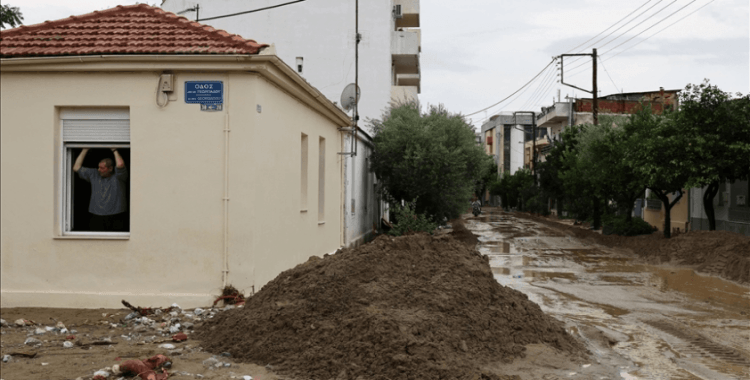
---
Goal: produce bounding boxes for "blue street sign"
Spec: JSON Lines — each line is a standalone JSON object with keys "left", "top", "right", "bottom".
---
{"left": 185, "top": 81, "right": 223, "bottom": 105}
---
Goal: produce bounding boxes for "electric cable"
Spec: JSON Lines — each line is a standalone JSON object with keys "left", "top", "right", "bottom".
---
{"left": 599, "top": 58, "right": 620, "bottom": 94}
{"left": 518, "top": 63, "right": 558, "bottom": 111}
{"left": 603, "top": 0, "right": 705, "bottom": 59}
{"left": 465, "top": 59, "right": 556, "bottom": 117}
{"left": 564, "top": 0, "right": 658, "bottom": 54}
{"left": 197, "top": 0, "right": 306, "bottom": 22}
{"left": 592, "top": 0, "right": 679, "bottom": 51}
{"left": 526, "top": 72, "right": 560, "bottom": 110}
{"left": 481, "top": 63, "right": 557, "bottom": 124}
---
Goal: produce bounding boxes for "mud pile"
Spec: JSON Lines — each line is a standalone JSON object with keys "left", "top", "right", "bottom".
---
{"left": 197, "top": 233, "right": 585, "bottom": 380}
{"left": 521, "top": 213, "right": 750, "bottom": 284}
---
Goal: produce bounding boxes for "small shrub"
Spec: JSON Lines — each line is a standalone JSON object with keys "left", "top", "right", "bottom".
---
{"left": 388, "top": 199, "right": 438, "bottom": 236}
{"left": 602, "top": 215, "right": 657, "bottom": 236}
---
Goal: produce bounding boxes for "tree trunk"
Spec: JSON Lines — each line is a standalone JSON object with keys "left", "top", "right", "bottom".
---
{"left": 556, "top": 196, "right": 564, "bottom": 218}
{"left": 653, "top": 188, "right": 683, "bottom": 238}
{"left": 702, "top": 181, "right": 720, "bottom": 231}
{"left": 592, "top": 196, "right": 601, "bottom": 230}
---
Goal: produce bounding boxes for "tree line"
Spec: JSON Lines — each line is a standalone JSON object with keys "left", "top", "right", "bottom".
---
{"left": 490, "top": 80, "right": 750, "bottom": 238}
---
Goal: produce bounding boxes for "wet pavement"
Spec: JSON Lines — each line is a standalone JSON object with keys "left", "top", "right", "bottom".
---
{"left": 466, "top": 208, "right": 750, "bottom": 380}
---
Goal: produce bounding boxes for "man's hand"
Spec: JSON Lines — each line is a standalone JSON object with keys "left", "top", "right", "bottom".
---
{"left": 112, "top": 148, "right": 125, "bottom": 169}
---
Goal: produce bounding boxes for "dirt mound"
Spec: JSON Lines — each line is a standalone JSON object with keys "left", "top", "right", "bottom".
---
{"left": 519, "top": 213, "right": 750, "bottom": 284}
{"left": 197, "top": 233, "right": 586, "bottom": 380}
{"left": 449, "top": 218, "right": 480, "bottom": 248}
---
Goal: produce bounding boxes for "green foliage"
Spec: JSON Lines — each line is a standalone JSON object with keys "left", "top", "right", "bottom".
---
{"left": 602, "top": 215, "right": 656, "bottom": 236}
{"left": 489, "top": 168, "right": 534, "bottom": 211}
{"left": 1, "top": 4, "right": 23, "bottom": 29}
{"left": 474, "top": 160, "right": 498, "bottom": 201}
{"left": 387, "top": 198, "right": 438, "bottom": 236}
{"left": 369, "top": 102, "right": 490, "bottom": 222}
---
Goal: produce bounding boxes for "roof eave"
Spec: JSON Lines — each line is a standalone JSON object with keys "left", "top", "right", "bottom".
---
{"left": 0, "top": 54, "right": 350, "bottom": 127}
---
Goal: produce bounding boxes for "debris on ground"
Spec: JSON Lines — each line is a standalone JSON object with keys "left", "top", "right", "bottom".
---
{"left": 114, "top": 354, "right": 172, "bottom": 380}
{"left": 122, "top": 300, "right": 178, "bottom": 317}
{"left": 198, "top": 233, "right": 587, "bottom": 380}
{"left": 213, "top": 285, "right": 246, "bottom": 307}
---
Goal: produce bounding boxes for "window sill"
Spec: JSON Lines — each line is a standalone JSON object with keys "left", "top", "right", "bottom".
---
{"left": 318, "top": 221, "right": 325, "bottom": 225}
{"left": 55, "top": 234, "right": 130, "bottom": 240}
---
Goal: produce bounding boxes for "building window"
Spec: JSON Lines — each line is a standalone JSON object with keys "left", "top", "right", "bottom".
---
{"left": 60, "top": 108, "right": 130, "bottom": 236}
{"left": 301, "top": 133, "right": 308, "bottom": 211}
{"left": 318, "top": 137, "right": 326, "bottom": 222}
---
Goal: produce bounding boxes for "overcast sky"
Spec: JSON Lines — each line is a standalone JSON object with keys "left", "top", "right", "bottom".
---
{"left": 11, "top": 0, "right": 750, "bottom": 129}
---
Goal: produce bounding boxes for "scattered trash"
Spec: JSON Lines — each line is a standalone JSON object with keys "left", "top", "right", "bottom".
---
{"left": 14, "top": 319, "right": 35, "bottom": 327}
{"left": 202, "top": 356, "right": 220, "bottom": 368}
{"left": 172, "top": 333, "right": 188, "bottom": 342}
{"left": 34, "top": 327, "right": 47, "bottom": 335}
{"left": 122, "top": 300, "right": 177, "bottom": 317}
{"left": 193, "top": 308, "right": 205, "bottom": 316}
{"left": 242, "top": 376, "right": 253, "bottom": 380}
{"left": 66, "top": 335, "right": 76, "bottom": 340}
{"left": 93, "top": 370, "right": 110, "bottom": 378}
{"left": 213, "top": 285, "right": 246, "bottom": 307}
{"left": 24, "top": 337, "right": 42, "bottom": 346}
{"left": 0, "top": 319, "right": 8, "bottom": 328}
{"left": 169, "top": 324, "right": 181, "bottom": 334}
{"left": 2, "top": 354, "right": 11, "bottom": 363}
{"left": 158, "top": 343, "right": 176, "bottom": 350}
{"left": 63, "top": 341, "right": 74, "bottom": 348}
{"left": 117, "top": 354, "right": 171, "bottom": 380}
{"left": 41, "top": 362, "right": 49, "bottom": 366}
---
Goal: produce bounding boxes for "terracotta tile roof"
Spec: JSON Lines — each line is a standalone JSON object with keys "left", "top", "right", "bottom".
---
{"left": 0, "top": 4, "right": 268, "bottom": 58}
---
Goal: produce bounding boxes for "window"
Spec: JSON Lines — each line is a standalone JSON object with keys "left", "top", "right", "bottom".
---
{"left": 301, "top": 133, "right": 308, "bottom": 211}
{"left": 318, "top": 137, "right": 325, "bottom": 222}
{"left": 60, "top": 109, "right": 130, "bottom": 236}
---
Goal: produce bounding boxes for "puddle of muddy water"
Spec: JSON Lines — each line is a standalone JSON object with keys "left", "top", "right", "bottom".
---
{"left": 646, "top": 268, "right": 750, "bottom": 308}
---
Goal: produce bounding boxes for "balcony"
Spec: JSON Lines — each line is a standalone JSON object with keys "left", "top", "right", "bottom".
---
{"left": 536, "top": 102, "right": 571, "bottom": 128}
{"left": 392, "top": 29, "right": 420, "bottom": 92}
{"left": 394, "top": 0, "right": 420, "bottom": 28}
{"left": 391, "top": 85, "right": 418, "bottom": 103}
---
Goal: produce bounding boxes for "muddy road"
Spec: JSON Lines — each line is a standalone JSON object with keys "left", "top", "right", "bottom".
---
{"left": 468, "top": 208, "right": 750, "bottom": 380}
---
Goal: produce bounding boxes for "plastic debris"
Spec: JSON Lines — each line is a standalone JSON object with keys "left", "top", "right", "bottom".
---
{"left": 63, "top": 341, "right": 74, "bottom": 348}
{"left": 169, "top": 324, "right": 181, "bottom": 334}
{"left": 172, "top": 333, "right": 188, "bottom": 342}
{"left": 193, "top": 308, "right": 204, "bottom": 316}
{"left": 93, "top": 370, "right": 111, "bottom": 378}
{"left": 0, "top": 318, "right": 8, "bottom": 327}
{"left": 243, "top": 376, "right": 253, "bottom": 380}
{"left": 158, "top": 343, "right": 176, "bottom": 349}
{"left": 2, "top": 354, "right": 11, "bottom": 363}
{"left": 34, "top": 327, "right": 47, "bottom": 334}
{"left": 24, "top": 337, "right": 42, "bottom": 346}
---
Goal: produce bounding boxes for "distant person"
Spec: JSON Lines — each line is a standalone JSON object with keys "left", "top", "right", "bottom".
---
{"left": 73, "top": 148, "right": 128, "bottom": 231}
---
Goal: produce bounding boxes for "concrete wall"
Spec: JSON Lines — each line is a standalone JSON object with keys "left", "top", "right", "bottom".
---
{"left": 643, "top": 190, "right": 689, "bottom": 232}
{"left": 343, "top": 132, "right": 383, "bottom": 247}
{"left": 0, "top": 60, "right": 345, "bottom": 308}
{"left": 690, "top": 184, "right": 750, "bottom": 236}
{"left": 162, "top": 0, "right": 398, "bottom": 133}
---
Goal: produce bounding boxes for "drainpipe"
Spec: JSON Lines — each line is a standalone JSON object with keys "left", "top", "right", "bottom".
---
{"left": 222, "top": 113, "right": 230, "bottom": 287}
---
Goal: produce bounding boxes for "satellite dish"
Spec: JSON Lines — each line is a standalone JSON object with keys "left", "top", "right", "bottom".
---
{"left": 340, "top": 83, "right": 361, "bottom": 112}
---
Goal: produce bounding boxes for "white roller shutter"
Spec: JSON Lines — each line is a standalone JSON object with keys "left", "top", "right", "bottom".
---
{"left": 61, "top": 108, "right": 130, "bottom": 142}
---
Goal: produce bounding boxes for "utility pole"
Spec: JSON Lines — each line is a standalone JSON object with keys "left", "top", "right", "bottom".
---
{"left": 559, "top": 48, "right": 599, "bottom": 125}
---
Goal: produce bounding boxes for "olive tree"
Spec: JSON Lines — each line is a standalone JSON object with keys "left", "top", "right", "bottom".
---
{"left": 369, "top": 102, "right": 491, "bottom": 222}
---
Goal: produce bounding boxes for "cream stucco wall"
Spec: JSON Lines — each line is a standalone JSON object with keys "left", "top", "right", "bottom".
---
{"left": 0, "top": 56, "right": 346, "bottom": 308}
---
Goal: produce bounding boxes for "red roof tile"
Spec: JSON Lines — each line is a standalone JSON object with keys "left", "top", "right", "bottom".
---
{"left": 0, "top": 4, "right": 268, "bottom": 58}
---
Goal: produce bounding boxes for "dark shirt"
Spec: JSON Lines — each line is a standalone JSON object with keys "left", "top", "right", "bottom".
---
{"left": 77, "top": 166, "right": 128, "bottom": 215}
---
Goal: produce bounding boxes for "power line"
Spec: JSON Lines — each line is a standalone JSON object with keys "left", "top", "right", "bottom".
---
{"left": 564, "top": 0, "right": 658, "bottom": 54}
{"left": 518, "top": 64, "right": 558, "bottom": 111}
{"left": 604, "top": 0, "right": 716, "bottom": 61}
{"left": 599, "top": 58, "right": 619, "bottom": 93}
{"left": 521, "top": 67, "right": 557, "bottom": 110}
{"left": 197, "top": 0, "right": 306, "bottom": 22}
{"left": 593, "top": 0, "right": 679, "bottom": 51}
{"left": 604, "top": 0, "right": 700, "bottom": 56}
{"left": 482, "top": 63, "right": 554, "bottom": 120}
{"left": 465, "top": 59, "right": 556, "bottom": 117}
{"left": 564, "top": 0, "right": 666, "bottom": 67}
